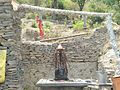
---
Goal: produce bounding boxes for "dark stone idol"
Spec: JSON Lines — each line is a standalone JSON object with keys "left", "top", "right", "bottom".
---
{"left": 54, "top": 44, "right": 68, "bottom": 80}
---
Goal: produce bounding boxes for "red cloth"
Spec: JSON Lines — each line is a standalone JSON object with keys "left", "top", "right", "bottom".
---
{"left": 38, "top": 20, "right": 44, "bottom": 39}
{"left": 36, "top": 16, "right": 44, "bottom": 39}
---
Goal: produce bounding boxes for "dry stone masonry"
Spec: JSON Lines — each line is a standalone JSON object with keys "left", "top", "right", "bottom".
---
{"left": 21, "top": 28, "right": 110, "bottom": 90}
{"left": 0, "top": 0, "right": 22, "bottom": 90}
{"left": 0, "top": 0, "right": 118, "bottom": 90}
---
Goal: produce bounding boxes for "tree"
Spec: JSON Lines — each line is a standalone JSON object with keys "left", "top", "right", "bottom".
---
{"left": 100, "top": 0, "right": 120, "bottom": 6}
{"left": 52, "top": 0, "right": 58, "bottom": 8}
{"left": 100, "top": 0, "right": 120, "bottom": 24}
{"left": 34, "top": 0, "right": 39, "bottom": 6}
{"left": 45, "top": 0, "right": 52, "bottom": 8}
{"left": 51, "top": 0, "right": 58, "bottom": 20}
{"left": 72, "top": 0, "right": 86, "bottom": 11}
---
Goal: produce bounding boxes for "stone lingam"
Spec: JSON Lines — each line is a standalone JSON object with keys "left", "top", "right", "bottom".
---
{"left": 54, "top": 44, "right": 68, "bottom": 81}
{"left": 36, "top": 44, "right": 87, "bottom": 90}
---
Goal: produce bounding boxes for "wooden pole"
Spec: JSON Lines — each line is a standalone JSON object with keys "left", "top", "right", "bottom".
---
{"left": 83, "top": 15, "right": 87, "bottom": 29}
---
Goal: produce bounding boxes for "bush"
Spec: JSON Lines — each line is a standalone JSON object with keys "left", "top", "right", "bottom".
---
{"left": 26, "top": 12, "right": 38, "bottom": 19}
{"left": 31, "top": 21, "right": 37, "bottom": 28}
{"left": 114, "top": 12, "right": 120, "bottom": 25}
{"left": 86, "top": 1, "right": 108, "bottom": 26}
{"left": 73, "top": 20, "right": 89, "bottom": 30}
{"left": 63, "top": 0, "right": 79, "bottom": 10}
{"left": 17, "top": 0, "right": 34, "bottom": 5}
{"left": 43, "top": 21, "right": 52, "bottom": 33}
{"left": 88, "top": 1, "right": 109, "bottom": 12}
{"left": 113, "top": 5, "right": 120, "bottom": 25}
{"left": 58, "top": 0, "right": 64, "bottom": 9}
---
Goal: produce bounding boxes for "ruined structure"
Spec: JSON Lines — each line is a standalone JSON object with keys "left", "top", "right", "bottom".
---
{"left": 0, "top": 0, "right": 118, "bottom": 90}
{"left": 54, "top": 44, "right": 68, "bottom": 80}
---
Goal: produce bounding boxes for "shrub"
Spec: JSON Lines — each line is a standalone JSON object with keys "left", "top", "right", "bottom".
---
{"left": 113, "top": 5, "right": 120, "bottom": 25}
{"left": 88, "top": 1, "right": 109, "bottom": 12}
{"left": 31, "top": 21, "right": 37, "bottom": 28}
{"left": 17, "top": 0, "right": 34, "bottom": 5}
{"left": 73, "top": 20, "right": 89, "bottom": 30}
{"left": 63, "top": 0, "right": 79, "bottom": 10}
{"left": 86, "top": 1, "right": 108, "bottom": 27}
{"left": 43, "top": 21, "right": 52, "bottom": 33}
{"left": 26, "top": 12, "right": 38, "bottom": 19}
{"left": 114, "top": 12, "right": 120, "bottom": 25}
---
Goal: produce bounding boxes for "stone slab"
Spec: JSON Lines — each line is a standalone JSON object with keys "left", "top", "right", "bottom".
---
{"left": 40, "top": 87, "right": 85, "bottom": 90}
{"left": 87, "top": 83, "right": 113, "bottom": 90}
{"left": 36, "top": 79, "right": 88, "bottom": 87}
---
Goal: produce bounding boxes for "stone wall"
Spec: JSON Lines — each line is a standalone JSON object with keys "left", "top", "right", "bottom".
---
{"left": 0, "top": 0, "right": 22, "bottom": 90}
{"left": 21, "top": 28, "right": 109, "bottom": 90}
{"left": 0, "top": 1, "right": 116, "bottom": 90}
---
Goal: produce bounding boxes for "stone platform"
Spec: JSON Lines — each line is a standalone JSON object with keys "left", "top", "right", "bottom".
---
{"left": 36, "top": 79, "right": 88, "bottom": 90}
{"left": 88, "top": 83, "right": 112, "bottom": 90}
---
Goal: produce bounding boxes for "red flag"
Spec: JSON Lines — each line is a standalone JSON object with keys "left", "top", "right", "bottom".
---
{"left": 38, "top": 20, "right": 44, "bottom": 39}
{"left": 36, "top": 16, "right": 44, "bottom": 39}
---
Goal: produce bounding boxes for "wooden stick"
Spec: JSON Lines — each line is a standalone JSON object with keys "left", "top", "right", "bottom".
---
{"left": 40, "top": 33, "right": 89, "bottom": 42}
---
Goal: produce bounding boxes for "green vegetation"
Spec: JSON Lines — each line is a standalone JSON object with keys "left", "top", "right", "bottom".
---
{"left": 43, "top": 21, "right": 52, "bottom": 33}
{"left": 17, "top": 0, "right": 120, "bottom": 25}
{"left": 17, "top": 0, "right": 120, "bottom": 39}
{"left": 73, "top": 20, "right": 89, "bottom": 30}
{"left": 71, "top": 0, "right": 86, "bottom": 11}
{"left": 31, "top": 21, "right": 37, "bottom": 28}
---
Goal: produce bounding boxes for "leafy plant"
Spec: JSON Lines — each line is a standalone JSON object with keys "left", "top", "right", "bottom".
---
{"left": 114, "top": 12, "right": 120, "bottom": 25}
{"left": 31, "top": 21, "right": 37, "bottom": 28}
{"left": 26, "top": 13, "right": 38, "bottom": 19}
{"left": 43, "top": 21, "right": 52, "bottom": 33}
{"left": 73, "top": 20, "right": 87, "bottom": 30}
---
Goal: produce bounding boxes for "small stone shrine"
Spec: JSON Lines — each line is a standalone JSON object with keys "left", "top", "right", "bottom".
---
{"left": 54, "top": 44, "right": 68, "bottom": 80}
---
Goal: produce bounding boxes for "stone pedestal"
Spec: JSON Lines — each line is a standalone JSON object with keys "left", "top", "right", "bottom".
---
{"left": 36, "top": 79, "right": 87, "bottom": 90}
{"left": 41, "top": 87, "right": 84, "bottom": 90}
